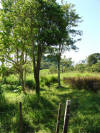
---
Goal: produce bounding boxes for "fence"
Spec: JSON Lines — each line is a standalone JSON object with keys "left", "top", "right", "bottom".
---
{"left": 0, "top": 100, "right": 71, "bottom": 133}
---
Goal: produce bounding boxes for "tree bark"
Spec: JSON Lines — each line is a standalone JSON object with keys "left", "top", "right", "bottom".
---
{"left": 20, "top": 67, "right": 25, "bottom": 92}
{"left": 19, "top": 49, "right": 25, "bottom": 92}
{"left": 58, "top": 44, "right": 61, "bottom": 87}
{"left": 31, "top": 19, "right": 41, "bottom": 96}
{"left": 24, "top": 52, "right": 27, "bottom": 87}
{"left": 33, "top": 43, "right": 42, "bottom": 96}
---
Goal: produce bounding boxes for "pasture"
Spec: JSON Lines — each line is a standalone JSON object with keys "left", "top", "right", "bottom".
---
{"left": 0, "top": 71, "right": 100, "bottom": 133}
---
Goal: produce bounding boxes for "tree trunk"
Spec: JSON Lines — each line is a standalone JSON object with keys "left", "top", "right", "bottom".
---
{"left": 34, "top": 71, "right": 40, "bottom": 95}
{"left": 24, "top": 68, "right": 26, "bottom": 87}
{"left": 19, "top": 49, "right": 25, "bottom": 92}
{"left": 20, "top": 68, "right": 25, "bottom": 92}
{"left": 57, "top": 44, "right": 61, "bottom": 87}
{"left": 31, "top": 20, "right": 41, "bottom": 96}
{"left": 34, "top": 43, "right": 41, "bottom": 96}
{"left": 24, "top": 52, "right": 27, "bottom": 87}
{"left": 58, "top": 53, "right": 61, "bottom": 87}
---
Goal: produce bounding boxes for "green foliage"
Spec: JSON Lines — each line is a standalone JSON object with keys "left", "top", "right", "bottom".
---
{"left": 41, "top": 55, "right": 57, "bottom": 69}
{"left": 25, "top": 79, "right": 35, "bottom": 89}
{"left": 40, "top": 75, "right": 58, "bottom": 87}
{"left": 87, "top": 53, "right": 100, "bottom": 66}
{"left": 0, "top": 0, "right": 82, "bottom": 94}
{"left": 91, "top": 62, "right": 100, "bottom": 72}
{"left": 6, "top": 74, "right": 20, "bottom": 85}
{"left": 75, "top": 63, "right": 86, "bottom": 72}
{"left": 49, "top": 65, "right": 57, "bottom": 74}
{"left": 1, "top": 72, "right": 100, "bottom": 132}
{"left": 61, "top": 57, "right": 73, "bottom": 72}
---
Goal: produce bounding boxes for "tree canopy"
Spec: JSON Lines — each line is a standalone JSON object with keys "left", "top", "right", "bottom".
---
{"left": 87, "top": 53, "right": 100, "bottom": 66}
{"left": 0, "top": 0, "right": 82, "bottom": 95}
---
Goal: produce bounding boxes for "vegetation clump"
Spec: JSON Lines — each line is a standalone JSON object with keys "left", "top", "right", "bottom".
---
{"left": 63, "top": 76, "right": 100, "bottom": 92}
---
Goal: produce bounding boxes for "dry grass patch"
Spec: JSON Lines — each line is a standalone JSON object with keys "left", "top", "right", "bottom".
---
{"left": 63, "top": 76, "right": 100, "bottom": 92}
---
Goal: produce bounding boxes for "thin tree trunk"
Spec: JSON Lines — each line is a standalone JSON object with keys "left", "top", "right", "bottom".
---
{"left": 20, "top": 68, "right": 25, "bottom": 92}
{"left": 20, "top": 49, "right": 25, "bottom": 92}
{"left": 24, "top": 52, "right": 27, "bottom": 87}
{"left": 35, "top": 72, "right": 40, "bottom": 95}
{"left": 35, "top": 43, "right": 42, "bottom": 96}
{"left": 58, "top": 44, "right": 61, "bottom": 87}
{"left": 58, "top": 54, "right": 61, "bottom": 87}
{"left": 22, "top": 71, "right": 25, "bottom": 92}
{"left": 24, "top": 68, "right": 26, "bottom": 87}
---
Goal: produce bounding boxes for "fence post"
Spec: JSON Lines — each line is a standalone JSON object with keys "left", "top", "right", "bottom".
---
{"left": 19, "top": 102, "right": 23, "bottom": 133}
{"left": 62, "top": 100, "right": 71, "bottom": 133}
{"left": 56, "top": 103, "right": 62, "bottom": 133}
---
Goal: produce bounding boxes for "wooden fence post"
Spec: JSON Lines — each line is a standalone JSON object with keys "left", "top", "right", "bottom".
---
{"left": 62, "top": 100, "right": 71, "bottom": 133}
{"left": 56, "top": 103, "right": 62, "bottom": 133}
{"left": 19, "top": 102, "right": 23, "bottom": 133}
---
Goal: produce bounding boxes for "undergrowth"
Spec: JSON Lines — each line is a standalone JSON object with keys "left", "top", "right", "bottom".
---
{"left": 63, "top": 76, "right": 100, "bottom": 92}
{"left": 0, "top": 72, "right": 100, "bottom": 133}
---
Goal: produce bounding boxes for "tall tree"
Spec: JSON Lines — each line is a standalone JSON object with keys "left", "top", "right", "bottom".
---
{"left": 56, "top": 3, "right": 82, "bottom": 87}
{"left": 25, "top": 0, "right": 67, "bottom": 95}
{"left": 0, "top": 0, "right": 30, "bottom": 91}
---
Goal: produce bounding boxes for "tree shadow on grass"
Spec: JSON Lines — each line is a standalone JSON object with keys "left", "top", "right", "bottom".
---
{"left": 56, "top": 85, "right": 69, "bottom": 91}
{"left": 56, "top": 87, "right": 100, "bottom": 133}
{"left": 22, "top": 85, "right": 100, "bottom": 133}
{"left": 23, "top": 95, "right": 58, "bottom": 133}
{"left": 0, "top": 93, "right": 19, "bottom": 133}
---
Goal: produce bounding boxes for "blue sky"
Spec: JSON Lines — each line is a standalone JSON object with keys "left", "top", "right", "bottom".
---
{"left": 57, "top": 0, "right": 100, "bottom": 63}
{"left": 0, "top": 0, "right": 100, "bottom": 63}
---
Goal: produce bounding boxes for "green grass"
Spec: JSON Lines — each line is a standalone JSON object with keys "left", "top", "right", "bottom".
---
{"left": 0, "top": 72, "right": 100, "bottom": 133}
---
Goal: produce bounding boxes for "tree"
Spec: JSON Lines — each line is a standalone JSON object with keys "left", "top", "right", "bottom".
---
{"left": 1, "top": 0, "right": 70, "bottom": 95}
{"left": 0, "top": 0, "right": 82, "bottom": 95}
{"left": 89, "top": 62, "right": 100, "bottom": 72}
{"left": 0, "top": 0, "right": 30, "bottom": 92}
{"left": 48, "top": 2, "right": 82, "bottom": 87}
{"left": 26, "top": 0, "right": 68, "bottom": 95}
{"left": 87, "top": 53, "right": 100, "bottom": 66}
{"left": 61, "top": 57, "right": 73, "bottom": 72}
{"left": 75, "top": 63, "right": 86, "bottom": 72}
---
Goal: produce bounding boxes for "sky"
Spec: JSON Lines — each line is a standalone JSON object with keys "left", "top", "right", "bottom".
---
{"left": 0, "top": 0, "right": 100, "bottom": 63}
{"left": 57, "top": 0, "right": 100, "bottom": 63}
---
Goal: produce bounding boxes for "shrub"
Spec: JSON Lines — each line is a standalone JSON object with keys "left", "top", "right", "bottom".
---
{"left": 74, "top": 64, "right": 86, "bottom": 72}
{"left": 5, "top": 74, "right": 20, "bottom": 85}
{"left": 1, "top": 84, "right": 21, "bottom": 92}
{"left": 25, "top": 79, "right": 35, "bottom": 89}
{"left": 40, "top": 76, "right": 57, "bottom": 87}
{"left": 49, "top": 65, "right": 57, "bottom": 74}
{"left": 63, "top": 76, "right": 100, "bottom": 92}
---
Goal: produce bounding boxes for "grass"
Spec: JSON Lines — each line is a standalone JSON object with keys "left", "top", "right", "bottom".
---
{"left": 0, "top": 71, "right": 100, "bottom": 133}
{"left": 63, "top": 76, "right": 100, "bottom": 92}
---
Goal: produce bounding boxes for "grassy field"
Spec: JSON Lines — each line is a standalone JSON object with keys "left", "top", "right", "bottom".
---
{"left": 0, "top": 71, "right": 100, "bottom": 133}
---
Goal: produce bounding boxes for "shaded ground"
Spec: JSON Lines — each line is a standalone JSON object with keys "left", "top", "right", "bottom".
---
{"left": 1, "top": 73, "right": 100, "bottom": 133}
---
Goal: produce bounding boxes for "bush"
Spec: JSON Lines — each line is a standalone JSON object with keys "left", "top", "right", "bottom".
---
{"left": 6, "top": 74, "right": 20, "bottom": 85}
{"left": 74, "top": 64, "right": 86, "bottom": 72}
{"left": 49, "top": 66, "right": 57, "bottom": 74}
{"left": 40, "top": 76, "right": 57, "bottom": 87}
{"left": 1, "top": 84, "right": 21, "bottom": 92}
{"left": 63, "top": 76, "right": 100, "bottom": 92}
{"left": 25, "top": 79, "right": 35, "bottom": 89}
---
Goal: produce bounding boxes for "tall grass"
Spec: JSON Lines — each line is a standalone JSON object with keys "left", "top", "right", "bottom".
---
{"left": 1, "top": 72, "right": 100, "bottom": 132}
{"left": 63, "top": 76, "right": 100, "bottom": 92}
